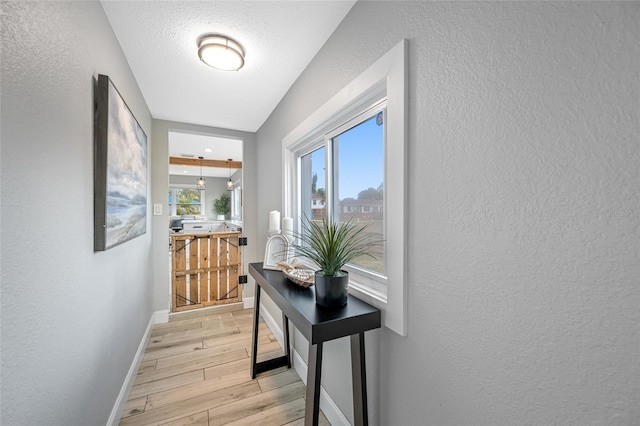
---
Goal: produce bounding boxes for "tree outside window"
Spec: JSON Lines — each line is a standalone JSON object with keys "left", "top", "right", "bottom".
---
{"left": 168, "top": 188, "right": 202, "bottom": 216}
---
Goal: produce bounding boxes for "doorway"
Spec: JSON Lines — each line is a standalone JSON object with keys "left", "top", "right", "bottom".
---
{"left": 168, "top": 131, "right": 244, "bottom": 312}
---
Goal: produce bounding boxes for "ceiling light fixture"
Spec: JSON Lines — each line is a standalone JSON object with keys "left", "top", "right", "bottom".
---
{"left": 196, "top": 156, "right": 206, "bottom": 190}
{"left": 226, "top": 158, "right": 234, "bottom": 191}
{"left": 198, "top": 34, "right": 245, "bottom": 71}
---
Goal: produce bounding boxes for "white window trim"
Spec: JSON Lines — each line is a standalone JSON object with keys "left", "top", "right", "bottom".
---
{"left": 283, "top": 40, "right": 407, "bottom": 336}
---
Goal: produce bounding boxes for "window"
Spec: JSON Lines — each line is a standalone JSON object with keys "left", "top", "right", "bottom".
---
{"left": 231, "top": 183, "right": 242, "bottom": 221}
{"left": 332, "top": 110, "right": 385, "bottom": 276}
{"left": 299, "top": 107, "right": 386, "bottom": 279}
{"left": 300, "top": 146, "right": 326, "bottom": 220}
{"left": 168, "top": 186, "right": 205, "bottom": 216}
{"left": 283, "top": 40, "right": 407, "bottom": 335}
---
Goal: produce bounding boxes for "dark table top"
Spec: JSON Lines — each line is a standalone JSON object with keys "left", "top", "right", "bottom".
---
{"left": 249, "top": 263, "right": 382, "bottom": 345}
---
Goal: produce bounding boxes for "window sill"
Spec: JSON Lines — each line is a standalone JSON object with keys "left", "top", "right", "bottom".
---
{"left": 348, "top": 280, "right": 387, "bottom": 312}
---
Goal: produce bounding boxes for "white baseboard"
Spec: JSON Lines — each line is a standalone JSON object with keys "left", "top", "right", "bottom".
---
{"left": 107, "top": 310, "right": 166, "bottom": 425}
{"left": 258, "top": 303, "right": 350, "bottom": 426}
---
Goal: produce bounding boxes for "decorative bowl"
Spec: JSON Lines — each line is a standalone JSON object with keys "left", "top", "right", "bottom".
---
{"left": 282, "top": 267, "right": 315, "bottom": 288}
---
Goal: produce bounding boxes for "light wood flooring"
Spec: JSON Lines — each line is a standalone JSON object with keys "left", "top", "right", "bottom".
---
{"left": 119, "top": 307, "right": 330, "bottom": 426}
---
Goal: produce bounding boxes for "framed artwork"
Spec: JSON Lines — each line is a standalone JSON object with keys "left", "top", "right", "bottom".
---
{"left": 263, "top": 234, "right": 291, "bottom": 270}
{"left": 94, "top": 74, "right": 148, "bottom": 251}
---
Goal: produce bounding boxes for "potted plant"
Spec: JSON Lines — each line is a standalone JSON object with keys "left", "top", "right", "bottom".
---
{"left": 290, "top": 216, "right": 380, "bottom": 308}
{"left": 213, "top": 192, "right": 231, "bottom": 220}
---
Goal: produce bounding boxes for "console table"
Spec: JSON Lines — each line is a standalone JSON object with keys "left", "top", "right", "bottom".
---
{"left": 249, "top": 262, "right": 381, "bottom": 426}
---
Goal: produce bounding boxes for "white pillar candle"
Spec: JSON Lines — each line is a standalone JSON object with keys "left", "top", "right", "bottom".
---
{"left": 282, "top": 217, "right": 293, "bottom": 240}
{"left": 268, "top": 210, "right": 280, "bottom": 232}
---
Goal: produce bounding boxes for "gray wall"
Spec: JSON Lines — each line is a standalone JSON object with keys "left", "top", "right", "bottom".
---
{"left": 1, "top": 2, "right": 154, "bottom": 424}
{"left": 256, "top": 2, "right": 639, "bottom": 425}
{"left": 151, "top": 120, "right": 257, "bottom": 312}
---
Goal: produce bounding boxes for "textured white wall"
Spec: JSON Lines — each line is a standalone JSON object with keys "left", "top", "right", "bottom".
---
{"left": 0, "top": 1, "right": 154, "bottom": 424}
{"left": 256, "top": 2, "right": 639, "bottom": 424}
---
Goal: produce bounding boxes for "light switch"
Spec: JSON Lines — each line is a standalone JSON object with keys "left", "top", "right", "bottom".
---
{"left": 153, "top": 203, "right": 162, "bottom": 215}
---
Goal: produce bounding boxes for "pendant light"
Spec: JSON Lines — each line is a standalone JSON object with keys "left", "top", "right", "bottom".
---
{"left": 226, "top": 158, "right": 233, "bottom": 191}
{"left": 196, "top": 156, "right": 206, "bottom": 190}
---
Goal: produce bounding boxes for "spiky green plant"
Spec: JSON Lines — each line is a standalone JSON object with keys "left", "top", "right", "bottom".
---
{"left": 290, "top": 216, "right": 380, "bottom": 277}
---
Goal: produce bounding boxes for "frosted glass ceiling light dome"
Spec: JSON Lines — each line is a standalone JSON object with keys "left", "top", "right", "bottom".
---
{"left": 198, "top": 35, "right": 245, "bottom": 71}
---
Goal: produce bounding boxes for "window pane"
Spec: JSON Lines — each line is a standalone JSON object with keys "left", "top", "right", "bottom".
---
{"left": 300, "top": 146, "right": 326, "bottom": 222}
{"left": 333, "top": 113, "right": 385, "bottom": 275}
{"left": 232, "top": 186, "right": 241, "bottom": 219}
{"left": 175, "top": 188, "right": 201, "bottom": 216}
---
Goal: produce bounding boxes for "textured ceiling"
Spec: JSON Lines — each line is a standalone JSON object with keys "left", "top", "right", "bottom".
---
{"left": 101, "top": 1, "right": 356, "bottom": 133}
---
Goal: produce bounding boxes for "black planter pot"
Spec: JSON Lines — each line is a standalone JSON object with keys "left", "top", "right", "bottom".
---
{"left": 314, "top": 271, "right": 348, "bottom": 308}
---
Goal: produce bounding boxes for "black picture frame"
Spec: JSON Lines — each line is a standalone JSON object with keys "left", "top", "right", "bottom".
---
{"left": 94, "top": 74, "right": 148, "bottom": 251}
